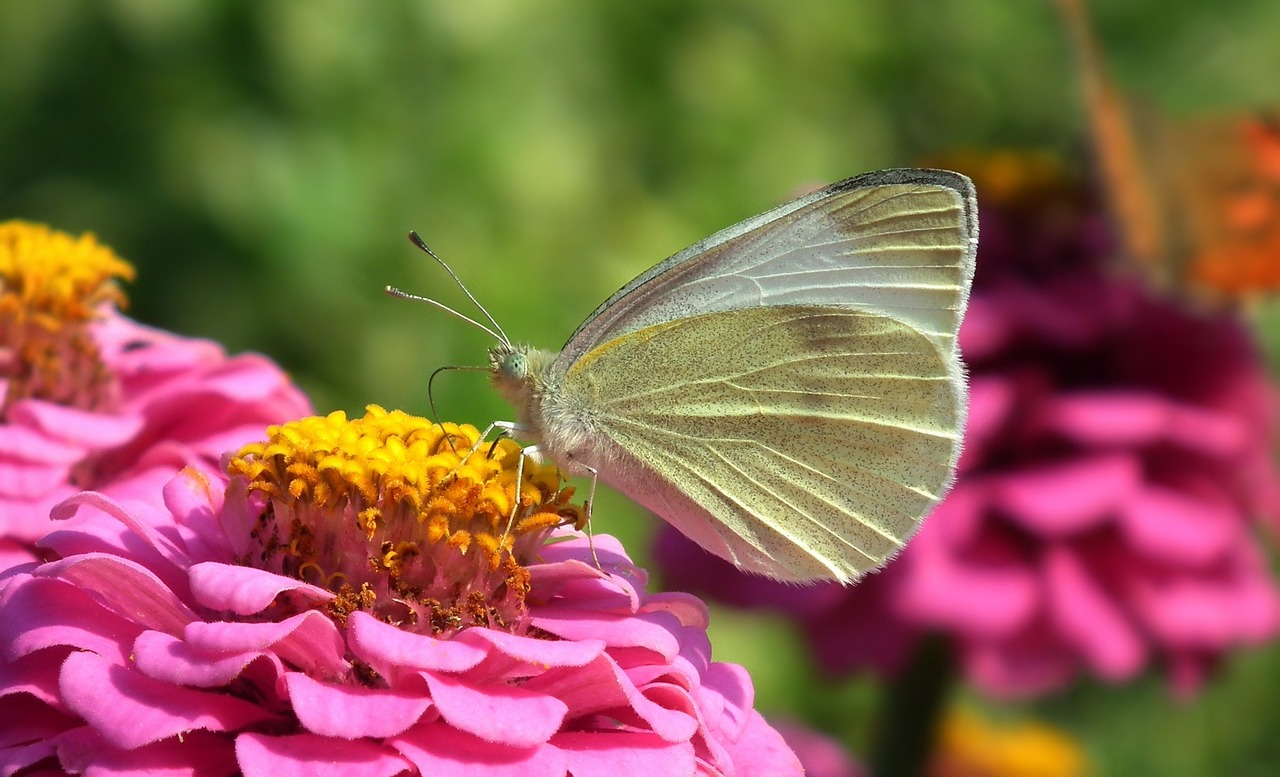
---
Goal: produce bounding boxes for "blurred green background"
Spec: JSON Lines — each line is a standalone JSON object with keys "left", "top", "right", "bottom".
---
{"left": 3, "top": 1, "right": 1279, "bottom": 774}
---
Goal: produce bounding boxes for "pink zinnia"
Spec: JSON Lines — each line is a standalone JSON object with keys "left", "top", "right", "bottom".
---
{"left": 0, "top": 406, "right": 801, "bottom": 775}
{"left": 0, "top": 221, "right": 311, "bottom": 568}
{"left": 658, "top": 160, "right": 1280, "bottom": 696}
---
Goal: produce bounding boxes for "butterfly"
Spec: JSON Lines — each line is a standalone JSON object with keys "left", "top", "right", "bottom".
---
{"left": 1059, "top": 0, "right": 1280, "bottom": 298}
{"left": 395, "top": 169, "right": 977, "bottom": 582}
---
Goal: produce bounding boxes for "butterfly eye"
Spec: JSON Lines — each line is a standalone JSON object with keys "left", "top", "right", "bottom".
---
{"left": 502, "top": 351, "right": 528, "bottom": 381}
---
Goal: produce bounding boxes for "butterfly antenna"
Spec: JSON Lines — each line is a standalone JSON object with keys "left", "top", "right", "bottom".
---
{"left": 427, "top": 365, "right": 489, "bottom": 453}
{"left": 406, "top": 231, "right": 511, "bottom": 346}
{"left": 384, "top": 284, "right": 505, "bottom": 343}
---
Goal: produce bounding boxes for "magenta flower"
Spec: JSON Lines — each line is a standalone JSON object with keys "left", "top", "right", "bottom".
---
{"left": 658, "top": 161, "right": 1280, "bottom": 697}
{"left": 773, "top": 721, "right": 866, "bottom": 777}
{"left": 0, "top": 221, "right": 311, "bottom": 568}
{"left": 0, "top": 406, "right": 801, "bottom": 775}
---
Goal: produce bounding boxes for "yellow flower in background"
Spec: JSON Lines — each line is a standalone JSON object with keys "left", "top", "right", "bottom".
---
{"left": 0, "top": 220, "right": 134, "bottom": 414}
{"left": 932, "top": 708, "right": 1089, "bottom": 777}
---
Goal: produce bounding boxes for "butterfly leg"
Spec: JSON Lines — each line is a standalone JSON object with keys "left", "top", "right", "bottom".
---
{"left": 500, "top": 441, "right": 546, "bottom": 549}
{"left": 577, "top": 461, "right": 602, "bottom": 570}
{"left": 440, "top": 420, "right": 529, "bottom": 484}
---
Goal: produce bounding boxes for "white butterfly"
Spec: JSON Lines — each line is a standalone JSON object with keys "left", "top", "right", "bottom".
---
{"left": 397, "top": 169, "right": 977, "bottom": 583}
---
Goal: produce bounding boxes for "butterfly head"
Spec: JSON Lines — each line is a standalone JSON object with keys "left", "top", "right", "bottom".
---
{"left": 488, "top": 342, "right": 559, "bottom": 427}
{"left": 488, "top": 341, "right": 530, "bottom": 382}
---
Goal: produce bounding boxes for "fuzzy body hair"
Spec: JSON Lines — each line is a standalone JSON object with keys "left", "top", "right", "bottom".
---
{"left": 487, "top": 342, "right": 620, "bottom": 476}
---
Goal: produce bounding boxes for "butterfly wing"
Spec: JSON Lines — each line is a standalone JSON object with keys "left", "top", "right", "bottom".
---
{"left": 551, "top": 304, "right": 960, "bottom": 582}
{"left": 536, "top": 169, "right": 976, "bottom": 582}
{"left": 554, "top": 168, "right": 977, "bottom": 374}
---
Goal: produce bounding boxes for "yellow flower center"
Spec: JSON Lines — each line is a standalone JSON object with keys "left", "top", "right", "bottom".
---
{"left": 0, "top": 221, "right": 134, "bottom": 416}
{"left": 227, "top": 405, "right": 582, "bottom": 635}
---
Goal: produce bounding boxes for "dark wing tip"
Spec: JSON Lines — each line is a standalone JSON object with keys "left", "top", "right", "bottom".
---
{"left": 822, "top": 168, "right": 978, "bottom": 248}
{"left": 828, "top": 168, "right": 974, "bottom": 198}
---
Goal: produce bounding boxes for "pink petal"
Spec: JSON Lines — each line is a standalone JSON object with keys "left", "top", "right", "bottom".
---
{"left": 521, "top": 654, "right": 698, "bottom": 743}
{"left": 993, "top": 454, "right": 1140, "bottom": 536}
{"left": 641, "top": 591, "right": 710, "bottom": 629}
{"left": 0, "top": 647, "right": 71, "bottom": 708}
{"left": 455, "top": 625, "right": 603, "bottom": 671}
{"left": 1165, "top": 404, "right": 1248, "bottom": 456}
{"left": 1, "top": 576, "right": 140, "bottom": 664}
{"left": 423, "top": 671, "right": 566, "bottom": 748}
{"left": 0, "top": 538, "right": 39, "bottom": 572}
{"left": 35, "top": 554, "right": 195, "bottom": 635}
{"left": 96, "top": 315, "right": 222, "bottom": 375}
{"left": 534, "top": 532, "right": 632, "bottom": 568}
{"left": 78, "top": 729, "right": 238, "bottom": 777}
{"left": 553, "top": 731, "right": 695, "bottom": 777}
{"left": 0, "top": 457, "right": 73, "bottom": 501}
{"left": 0, "top": 423, "right": 84, "bottom": 464}
{"left": 132, "top": 629, "right": 264, "bottom": 687}
{"left": 195, "top": 354, "right": 303, "bottom": 401}
{"left": 1035, "top": 391, "right": 1170, "bottom": 445}
{"left": 0, "top": 730, "right": 60, "bottom": 775}
{"left": 924, "top": 482, "right": 986, "bottom": 549}
{"left": 5, "top": 401, "right": 144, "bottom": 449}
{"left": 33, "top": 511, "right": 173, "bottom": 577}
{"left": 956, "top": 295, "right": 1009, "bottom": 358}
{"left": 285, "top": 672, "right": 432, "bottom": 739}
{"left": 218, "top": 481, "right": 263, "bottom": 558}
{"left": 775, "top": 720, "right": 865, "bottom": 777}
{"left": 1126, "top": 557, "right": 1280, "bottom": 648}
{"left": 49, "top": 491, "right": 186, "bottom": 563}
{"left": 962, "top": 376, "right": 1016, "bottom": 462}
{"left": 347, "top": 612, "right": 486, "bottom": 677}
{"left": 162, "top": 468, "right": 225, "bottom": 536}
{"left": 963, "top": 631, "right": 1078, "bottom": 698}
{"left": 44, "top": 725, "right": 105, "bottom": 775}
{"left": 236, "top": 733, "right": 412, "bottom": 777}
{"left": 698, "top": 663, "right": 752, "bottom": 740}
{"left": 717, "top": 710, "right": 805, "bottom": 777}
{"left": 666, "top": 623, "right": 712, "bottom": 687}
{"left": 391, "top": 721, "right": 567, "bottom": 777}
{"left": 60, "top": 651, "right": 278, "bottom": 749}
{"left": 527, "top": 554, "right": 645, "bottom": 613}
{"left": 1044, "top": 545, "right": 1144, "bottom": 680}
{"left": 188, "top": 562, "right": 333, "bottom": 615}
{"left": 531, "top": 608, "right": 682, "bottom": 659}
{"left": 893, "top": 529, "right": 1038, "bottom": 638}
{"left": 1118, "top": 486, "right": 1239, "bottom": 566}
{"left": 183, "top": 612, "right": 349, "bottom": 680}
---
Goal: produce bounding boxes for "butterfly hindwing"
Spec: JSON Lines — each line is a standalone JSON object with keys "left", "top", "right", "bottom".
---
{"left": 552, "top": 304, "right": 960, "bottom": 582}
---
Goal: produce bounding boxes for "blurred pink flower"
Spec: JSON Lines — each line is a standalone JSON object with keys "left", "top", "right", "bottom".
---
{"left": 774, "top": 721, "right": 866, "bottom": 777}
{"left": 0, "top": 407, "right": 801, "bottom": 775}
{"left": 658, "top": 161, "right": 1280, "bottom": 697}
{"left": 0, "top": 222, "right": 311, "bottom": 567}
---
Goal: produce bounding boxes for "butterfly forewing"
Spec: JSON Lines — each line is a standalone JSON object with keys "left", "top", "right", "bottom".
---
{"left": 554, "top": 169, "right": 976, "bottom": 373}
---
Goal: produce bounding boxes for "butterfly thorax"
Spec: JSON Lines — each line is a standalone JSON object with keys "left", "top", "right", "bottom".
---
{"left": 488, "top": 342, "right": 597, "bottom": 463}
